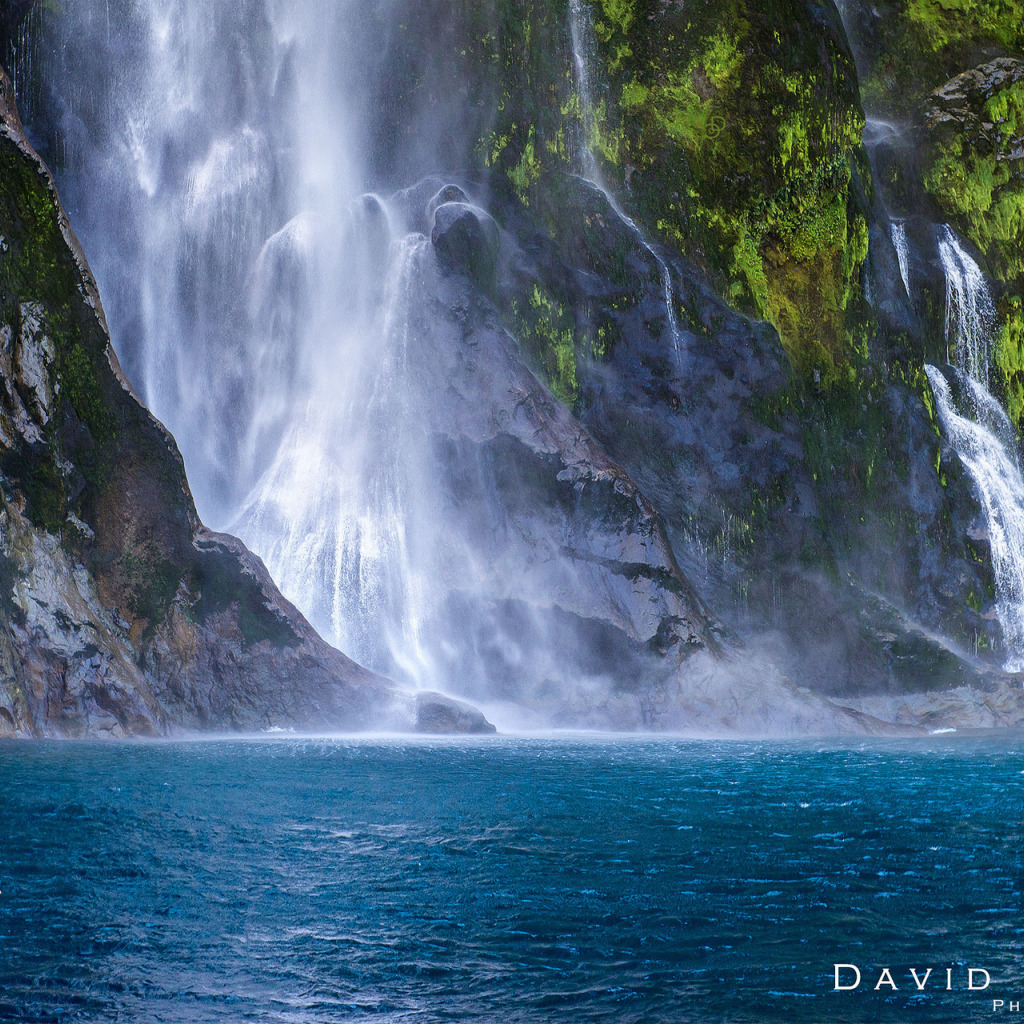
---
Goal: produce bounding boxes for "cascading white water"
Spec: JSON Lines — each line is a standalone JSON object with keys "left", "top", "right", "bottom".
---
{"left": 234, "top": 224, "right": 440, "bottom": 683}
{"left": 926, "top": 368, "right": 1024, "bottom": 668}
{"left": 890, "top": 220, "right": 911, "bottom": 299}
{"left": 927, "top": 225, "right": 1024, "bottom": 671}
{"left": 34, "top": 0, "right": 692, "bottom": 713}
{"left": 567, "top": 0, "right": 683, "bottom": 362}
{"left": 32, "top": 0, "right": 470, "bottom": 687}
{"left": 937, "top": 224, "right": 997, "bottom": 384}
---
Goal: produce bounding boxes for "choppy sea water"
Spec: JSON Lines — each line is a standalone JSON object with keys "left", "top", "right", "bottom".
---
{"left": 1, "top": 735, "right": 1022, "bottom": 1023}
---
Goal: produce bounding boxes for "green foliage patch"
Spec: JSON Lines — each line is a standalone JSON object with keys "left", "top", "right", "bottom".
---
{"left": 582, "top": 0, "right": 867, "bottom": 380}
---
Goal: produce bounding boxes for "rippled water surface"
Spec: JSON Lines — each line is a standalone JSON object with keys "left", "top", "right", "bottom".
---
{"left": 1, "top": 736, "right": 1022, "bottom": 1022}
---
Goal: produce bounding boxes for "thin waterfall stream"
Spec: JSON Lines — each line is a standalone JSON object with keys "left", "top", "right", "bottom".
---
{"left": 890, "top": 220, "right": 911, "bottom": 299}
{"left": 936, "top": 225, "right": 997, "bottom": 383}
{"left": 567, "top": 0, "right": 683, "bottom": 365}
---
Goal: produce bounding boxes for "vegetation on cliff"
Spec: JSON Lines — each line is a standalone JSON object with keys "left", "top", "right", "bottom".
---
{"left": 582, "top": 0, "right": 869, "bottom": 379}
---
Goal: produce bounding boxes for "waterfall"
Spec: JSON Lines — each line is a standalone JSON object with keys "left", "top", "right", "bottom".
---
{"left": 926, "top": 369, "right": 1024, "bottom": 669}
{"left": 890, "top": 220, "right": 911, "bottom": 299}
{"left": 30, "top": 0, "right": 696, "bottom": 713}
{"left": 29, "top": 1, "right": 470, "bottom": 688}
{"left": 937, "top": 224, "right": 997, "bottom": 383}
{"left": 567, "top": 0, "right": 683, "bottom": 362}
{"left": 927, "top": 226, "right": 1024, "bottom": 671}
{"left": 233, "top": 226, "right": 439, "bottom": 682}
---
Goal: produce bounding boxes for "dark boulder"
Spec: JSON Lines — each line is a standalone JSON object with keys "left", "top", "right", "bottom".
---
{"left": 430, "top": 201, "right": 500, "bottom": 291}
{"left": 415, "top": 691, "right": 497, "bottom": 734}
{"left": 425, "top": 183, "right": 469, "bottom": 221}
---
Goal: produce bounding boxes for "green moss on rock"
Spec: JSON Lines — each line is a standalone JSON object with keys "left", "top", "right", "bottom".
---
{"left": 122, "top": 546, "right": 182, "bottom": 627}
{"left": 922, "top": 61, "right": 1024, "bottom": 289}
{"left": 850, "top": 0, "right": 1024, "bottom": 117}
{"left": 510, "top": 283, "right": 579, "bottom": 405}
{"left": 62, "top": 341, "right": 114, "bottom": 441}
{"left": 580, "top": 0, "right": 867, "bottom": 379}
{"left": 997, "top": 297, "right": 1024, "bottom": 424}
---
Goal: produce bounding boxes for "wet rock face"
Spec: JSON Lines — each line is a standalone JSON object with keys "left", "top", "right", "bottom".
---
{"left": 415, "top": 691, "right": 497, "bottom": 735}
{"left": 359, "top": 169, "right": 1002, "bottom": 730}
{"left": 363, "top": 177, "right": 729, "bottom": 726}
{"left": 431, "top": 200, "right": 501, "bottom": 291}
{"left": 0, "top": 68, "right": 492, "bottom": 738}
{"left": 477, "top": 157, "right": 1001, "bottom": 703}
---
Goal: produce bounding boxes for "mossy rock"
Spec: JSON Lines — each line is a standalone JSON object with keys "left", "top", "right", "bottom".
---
{"left": 922, "top": 59, "right": 1024, "bottom": 288}
{"left": 844, "top": 0, "right": 1024, "bottom": 118}
{"left": 579, "top": 0, "right": 868, "bottom": 380}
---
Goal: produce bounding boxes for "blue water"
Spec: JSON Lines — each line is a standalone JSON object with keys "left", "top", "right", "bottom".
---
{"left": 1, "top": 736, "right": 1022, "bottom": 1023}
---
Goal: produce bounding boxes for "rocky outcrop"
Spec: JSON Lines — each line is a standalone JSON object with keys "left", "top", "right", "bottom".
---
{"left": 367, "top": 174, "right": 936, "bottom": 734}
{"left": 0, "top": 68, "right": 493, "bottom": 738}
{"left": 838, "top": 675, "right": 1024, "bottom": 732}
{"left": 921, "top": 57, "right": 1024, "bottom": 292}
{"left": 369, "top": 177, "right": 724, "bottom": 723}
{"left": 430, "top": 194, "right": 500, "bottom": 290}
{"left": 415, "top": 691, "right": 497, "bottom": 734}
{"left": 924, "top": 58, "right": 1024, "bottom": 155}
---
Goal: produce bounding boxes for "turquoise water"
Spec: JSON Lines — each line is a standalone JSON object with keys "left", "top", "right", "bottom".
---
{"left": 1, "top": 736, "right": 1022, "bottom": 1022}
